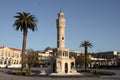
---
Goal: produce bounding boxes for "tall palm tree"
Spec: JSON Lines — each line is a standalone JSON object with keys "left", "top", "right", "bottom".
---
{"left": 80, "top": 40, "right": 93, "bottom": 70}
{"left": 13, "top": 12, "right": 37, "bottom": 71}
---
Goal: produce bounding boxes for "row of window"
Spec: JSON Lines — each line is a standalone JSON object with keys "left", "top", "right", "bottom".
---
{"left": 0, "top": 52, "right": 20, "bottom": 58}
{"left": 57, "top": 51, "right": 69, "bottom": 57}
{"left": 0, "top": 59, "right": 20, "bottom": 64}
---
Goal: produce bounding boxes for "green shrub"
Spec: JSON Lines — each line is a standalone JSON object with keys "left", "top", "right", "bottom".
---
{"left": 8, "top": 71, "right": 26, "bottom": 75}
{"left": 92, "top": 71, "right": 115, "bottom": 75}
{"left": 79, "top": 70, "right": 92, "bottom": 73}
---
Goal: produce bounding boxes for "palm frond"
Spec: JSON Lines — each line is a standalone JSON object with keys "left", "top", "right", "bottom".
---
{"left": 13, "top": 12, "right": 37, "bottom": 32}
{"left": 80, "top": 40, "right": 93, "bottom": 48}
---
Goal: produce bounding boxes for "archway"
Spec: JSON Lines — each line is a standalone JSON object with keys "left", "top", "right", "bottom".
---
{"left": 65, "top": 63, "right": 68, "bottom": 73}
{"left": 53, "top": 62, "right": 56, "bottom": 73}
{"left": 71, "top": 62, "right": 74, "bottom": 69}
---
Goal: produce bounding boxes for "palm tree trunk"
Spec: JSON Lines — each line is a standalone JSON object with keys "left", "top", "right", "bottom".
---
{"left": 28, "top": 65, "right": 32, "bottom": 75}
{"left": 21, "top": 28, "right": 27, "bottom": 71}
{"left": 85, "top": 46, "right": 88, "bottom": 70}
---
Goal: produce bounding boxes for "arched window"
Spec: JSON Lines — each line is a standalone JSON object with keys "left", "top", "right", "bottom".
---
{"left": 58, "top": 61, "right": 61, "bottom": 68}
{"left": 71, "top": 62, "right": 74, "bottom": 69}
{"left": 65, "top": 63, "right": 68, "bottom": 73}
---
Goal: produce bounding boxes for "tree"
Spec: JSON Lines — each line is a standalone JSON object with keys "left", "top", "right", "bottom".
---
{"left": 26, "top": 49, "right": 38, "bottom": 75}
{"left": 76, "top": 54, "right": 85, "bottom": 67}
{"left": 80, "top": 40, "right": 93, "bottom": 70}
{"left": 13, "top": 12, "right": 37, "bottom": 71}
{"left": 44, "top": 47, "right": 53, "bottom": 51}
{"left": 71, "top": 52, "right": 91, "bottom": 68}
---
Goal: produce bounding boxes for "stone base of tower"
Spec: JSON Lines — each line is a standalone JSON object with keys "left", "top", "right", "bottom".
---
{"left": 52, "top": 48, "right": 80, "bottom": 75}
{"left": 50, "top": 72, "right": 82, "bottom": 76}
{"left": 55, "top": 57, "right": 77, "bottom": 74}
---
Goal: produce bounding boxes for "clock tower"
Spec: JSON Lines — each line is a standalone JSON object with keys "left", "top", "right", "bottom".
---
{"left": 56, "top": 10, "right": 65, "bottom": 49}
{"left": 53, "top": 11, "right": 77, "bottom": 74}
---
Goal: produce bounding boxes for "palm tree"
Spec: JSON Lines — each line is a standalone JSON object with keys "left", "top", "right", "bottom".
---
{"left": 80, "top": 40, "right": 93, "bottom": 70}
{"left": 13, "top": 12, "right": 37, "bottom": 71}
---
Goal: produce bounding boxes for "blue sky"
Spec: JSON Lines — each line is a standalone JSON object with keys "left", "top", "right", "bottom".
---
{"left": 0, "top": 0, "right": 120, "bottom": 52}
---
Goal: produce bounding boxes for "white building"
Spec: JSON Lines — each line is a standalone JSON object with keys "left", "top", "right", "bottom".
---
{"left": 37, "top": 50, "right": 53, "bottom": 67}
{"left": 90, "top": 51, "right": 120, "bottom": 67}
{"left": 0, "top": 46, "right": 21, "bottom": 68}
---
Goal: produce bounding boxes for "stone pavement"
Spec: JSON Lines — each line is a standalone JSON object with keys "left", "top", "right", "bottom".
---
{"left": 0, "top": 69, "right": 120, "bottom": 80}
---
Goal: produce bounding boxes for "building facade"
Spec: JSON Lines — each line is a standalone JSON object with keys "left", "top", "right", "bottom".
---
{"left": 90, "top": 51, "right": 120, "bottom": 67}
{"left": 0, "top": 46, "right": 21, "bottom": 68}
{"left": 37, "top": 50, "right": 53, "bottom": 67}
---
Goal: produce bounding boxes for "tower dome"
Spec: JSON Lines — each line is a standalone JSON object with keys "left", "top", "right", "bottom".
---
{"left": 60, "top": 10, "right": 64, "bottom": 15}
{"left": 58, "top": 10, "right": 64, "bottom": 18}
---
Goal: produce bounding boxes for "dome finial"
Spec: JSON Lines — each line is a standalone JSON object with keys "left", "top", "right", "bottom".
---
{"left": 58, "top": 10, "right": 64, "bottom": 18}
{"left": 60, "top": 10, "right": 62, "bottom": 12}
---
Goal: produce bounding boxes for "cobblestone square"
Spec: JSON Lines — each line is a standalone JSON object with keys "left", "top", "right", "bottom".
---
{"left": 0, "top": 69, "right": 120, "bottom": 80}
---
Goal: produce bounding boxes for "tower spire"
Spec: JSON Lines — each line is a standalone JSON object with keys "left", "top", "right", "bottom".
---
{"left": 60, "top": 10, "right": 62, "bottom": 12}
{"left": 56, "top": 11, "right": 65, "bottom": 48}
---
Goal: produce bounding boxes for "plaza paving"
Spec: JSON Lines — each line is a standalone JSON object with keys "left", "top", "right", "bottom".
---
{"left": 0, "top": 69, "right": 120, "bottom": 80}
